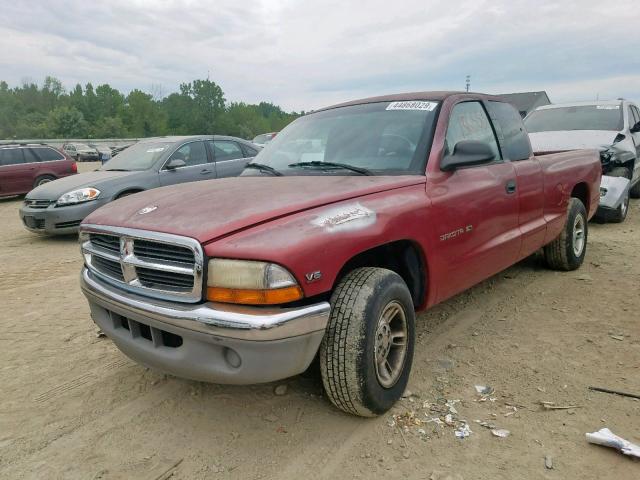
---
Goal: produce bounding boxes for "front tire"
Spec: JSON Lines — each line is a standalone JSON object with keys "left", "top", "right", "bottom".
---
{"left": 319, "top": 267, "right": 415, "bottom": 417}
{"left": 544, "top": 198, "right": 588, "bottom": 271}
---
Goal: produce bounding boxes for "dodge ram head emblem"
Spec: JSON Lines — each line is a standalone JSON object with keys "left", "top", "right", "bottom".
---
{"left": 137, "top": 205, "right": 158, "bottom": 215}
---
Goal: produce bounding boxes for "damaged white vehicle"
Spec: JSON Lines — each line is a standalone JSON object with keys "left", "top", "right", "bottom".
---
{"left": 525, "top": 100, "right": 640, "bottom": 222}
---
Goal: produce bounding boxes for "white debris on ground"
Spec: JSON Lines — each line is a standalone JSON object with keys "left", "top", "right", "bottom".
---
{"left": 586, "top": 428, "right": 640, "bottom": 459}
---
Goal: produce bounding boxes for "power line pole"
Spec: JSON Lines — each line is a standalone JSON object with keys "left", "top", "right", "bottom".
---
{"left": 465, "top": 75, "right": 471, "bottom": 93}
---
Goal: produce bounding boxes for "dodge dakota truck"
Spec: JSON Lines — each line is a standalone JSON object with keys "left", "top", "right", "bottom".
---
{"left": 79, "top": 92, "right": 601, "bottom": 417}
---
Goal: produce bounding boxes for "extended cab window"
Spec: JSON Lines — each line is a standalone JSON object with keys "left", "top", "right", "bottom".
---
{"left": 244, "top": 101, "right": 439, "bottom": 175}
{"left": 0, "top": 148, "right": 24, "bottom": 166}
{"left": 445, "top": 102, "right": 501, "bottom": 160}
{"left": 211, "top": 141, "right": 244, "bottom": 161}
{"left": 488, "top": 101, "right": 532, "bottom": 161}
{"left": 170, "top": 141, "right": 208, "bottom": 167}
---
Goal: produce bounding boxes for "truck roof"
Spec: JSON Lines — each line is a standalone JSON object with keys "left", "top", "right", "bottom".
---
{"left": 318, "top": 91, "right": 504, "bottom": 112}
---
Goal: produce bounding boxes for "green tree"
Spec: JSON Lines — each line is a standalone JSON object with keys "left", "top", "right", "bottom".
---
{"left": 123, "top": 90, "right": 167, "bottom": 137}
{"left": 47, "top": 106, "right": 88, "bottom": 138}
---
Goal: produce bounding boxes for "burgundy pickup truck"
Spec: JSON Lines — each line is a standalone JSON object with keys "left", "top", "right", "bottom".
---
{"left": 79, "top": 92, "right": 601, "bottom": 416}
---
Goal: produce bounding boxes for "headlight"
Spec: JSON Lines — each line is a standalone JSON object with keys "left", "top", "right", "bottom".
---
{"left": 207, "top": 259, "right": 303, "bottom": 305}
{"left": 56, "top": 188, "right": 101, "bottom": 206}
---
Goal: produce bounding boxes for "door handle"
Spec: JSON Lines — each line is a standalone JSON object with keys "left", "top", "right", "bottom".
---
{"left": 505, "top": 180, "right": 517, "bottom": 194}
{"left": 200, "top": 169, "right": 213, "bottom": 175}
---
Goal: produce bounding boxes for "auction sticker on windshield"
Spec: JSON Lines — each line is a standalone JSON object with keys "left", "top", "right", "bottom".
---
{"left": 596, "top": 105, "right": 620, "bottom": 110}
{"left": 386, "top": 101, "right": 437, "bottom": 111}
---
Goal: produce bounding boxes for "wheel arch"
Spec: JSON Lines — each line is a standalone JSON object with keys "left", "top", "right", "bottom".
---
{"left": 332, "top": 239, "right": 429, "bottom": 309}
{"left": 570, "top": 182, "right": 590, "bottom": 213}
{"left": 114, "top": 188, "right": 144, "bottom": 200}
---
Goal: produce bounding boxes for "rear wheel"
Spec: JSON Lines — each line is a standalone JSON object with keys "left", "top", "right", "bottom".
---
{"left": 630, "top": 180, "right": 640, "bottom": 199}
{"left": 544, "top": 198, "right": 588, "bottom": 271}
{"left": 319, "top": 267, "right": 415, "bottom": 417}
{"left": 34, "top": 175, "right": 56, "bottom": 188}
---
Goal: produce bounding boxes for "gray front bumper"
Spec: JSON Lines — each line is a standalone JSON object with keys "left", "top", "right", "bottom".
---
{"left": 19, "top": 199, "right": 106, "bottom": 234}
{"left": 81, "top": 268, "right": 330, "bottom": 384}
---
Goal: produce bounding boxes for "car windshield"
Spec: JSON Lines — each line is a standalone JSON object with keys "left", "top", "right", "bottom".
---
{"left": 100, "top": 141, "right": 172, "bottom": 171}
{"left": 75, "top": 143, "right": 91, "bottom": 149}
{"left": 243, "top": 101, "right": 439, "bottom": 176}
{"left": 525, "top": 105, "right": 623, "bottom": 132}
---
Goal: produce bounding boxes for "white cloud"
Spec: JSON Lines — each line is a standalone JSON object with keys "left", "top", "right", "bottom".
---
{"left": 0, "top": 0, "right": 638, "bottom": 110}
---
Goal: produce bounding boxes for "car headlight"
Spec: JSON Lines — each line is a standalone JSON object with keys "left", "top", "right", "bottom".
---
{"left": 56, "top": 188, "right": 101, "bottom": 206}
{"left": 207, "top": 259, "right": 303, "bottom": 305}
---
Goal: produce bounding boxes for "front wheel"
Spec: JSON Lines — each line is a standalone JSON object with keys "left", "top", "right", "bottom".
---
{"left": 319, "top": 267, "right": 415, "bottom": 417}
{"left": 544, "top": 198, "right": 588, "bottom": 271}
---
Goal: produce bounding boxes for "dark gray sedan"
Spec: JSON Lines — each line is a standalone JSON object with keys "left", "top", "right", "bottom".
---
{"left": 19, "top": 135, "right": 259, "bottom": 234}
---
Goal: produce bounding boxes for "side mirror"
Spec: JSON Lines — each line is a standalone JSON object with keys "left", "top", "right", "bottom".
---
{"left": 166, "top": 158, "right": 186, "bottom": 170}
{"left": 630, "top": 122, "right": 640, "bottom": 134}
{"left": 440, "top": 140, "right": 496, "bottom": 172}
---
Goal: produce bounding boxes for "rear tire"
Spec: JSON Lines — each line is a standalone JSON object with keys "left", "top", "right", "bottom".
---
{"left": 607, "top": 167, "right": 632, "bottom": 222}
{"left": 34, "top": 175, "right": 56, "bottom": 188}
{"left": 319, "top": 267, "right": 415, "bottom": 417}
{"left": 544, "top": 198, "right": 588, "bottom": 271}
{"left": 630, "top": 180, "right": 640, "bottom": 199}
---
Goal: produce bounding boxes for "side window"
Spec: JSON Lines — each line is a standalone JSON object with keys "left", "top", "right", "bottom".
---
{"left": 211, "top": 141, "right": 244, "bottom": 161}
{"left": 169, "top": 141, "right": 208, "bottom": 167}
{"left": 487, "top": 101, "right": 533, "bottom": 161}
{"left": 445, "top": 102, "right": 501, "bottom": 161}
{"left": 631, "top": 106, "right": 640, "bottom": 126}
{"left": 23, "top": 149, "right": 41, "bottom": 163}
{"left": 241, "top": 143, "right": 258, "bottom": 157}
{"left": 29, "top": 147, "right": 64, "bottom": 162}
{"left": 0, "top": 148, "right": 25, "bottom": 166}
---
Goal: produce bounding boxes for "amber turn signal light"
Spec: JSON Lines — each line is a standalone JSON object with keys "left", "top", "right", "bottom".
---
{"left": 207, "top": 285, "right": 303, "bottom": 305}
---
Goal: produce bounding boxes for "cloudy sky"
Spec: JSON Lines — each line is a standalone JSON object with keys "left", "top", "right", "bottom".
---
{"left": 1, "top": 0, "right": 638, "bottom": 111}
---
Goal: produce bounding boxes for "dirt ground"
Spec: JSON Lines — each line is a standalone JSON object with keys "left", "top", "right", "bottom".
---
{"left": 1, "top": 162, "right": 638, "bottom": 480}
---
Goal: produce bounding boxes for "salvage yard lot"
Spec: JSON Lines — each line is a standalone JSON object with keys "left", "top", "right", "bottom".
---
{"left": 1, "top": 163, "right": 638, "bottom": 480}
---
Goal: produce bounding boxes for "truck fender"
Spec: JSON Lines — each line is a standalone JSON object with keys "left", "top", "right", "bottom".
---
{"left": 599, "top": 175, "right": 630, "bottom": 210}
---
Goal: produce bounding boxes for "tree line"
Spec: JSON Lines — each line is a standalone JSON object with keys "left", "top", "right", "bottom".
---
{"left": 0, "top": 76, "right": 301, "bottom": 140}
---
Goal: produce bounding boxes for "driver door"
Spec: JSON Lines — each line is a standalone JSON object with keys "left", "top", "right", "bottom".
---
{"left": 427, "top": 101, "right": 521, "bottom": 302}
{"left": 158, "top": 141, "right": 214, "bottom": 186}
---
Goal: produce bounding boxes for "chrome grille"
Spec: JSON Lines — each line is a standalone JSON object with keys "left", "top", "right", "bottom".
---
{"left": 92, "top": 255, "right": 124, "bottom": 281}
{"left": 90, "top": 233, "right": 120, "bottom": 254}
{"left": 81, "top": 225, "right": 204, "bottom": 303}
{"left": 134, "top": 239, "right": 195, "bottom": 264}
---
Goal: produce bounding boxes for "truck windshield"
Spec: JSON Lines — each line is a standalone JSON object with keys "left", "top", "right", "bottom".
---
{"left": 100, "top": 141, "right": 172, "bottom": 171}
{"left": 243, "top": 101, "right": 439, "bottom": 176}
{"left": 525, "top": 105, "right": 623, "bottom": 132}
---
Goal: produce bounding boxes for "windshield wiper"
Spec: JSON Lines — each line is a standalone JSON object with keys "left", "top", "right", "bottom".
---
{"left": 287, "top": 161, "right": 373, "bottom": 176}
{"left": 244, "top": 163, "right": 283, "bottom": 176}
{"left": 104, "top": 168, "right": 130, "bottom": 171}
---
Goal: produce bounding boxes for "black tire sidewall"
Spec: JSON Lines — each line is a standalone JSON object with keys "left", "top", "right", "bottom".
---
{"left": 357, "top": 273, "right": 415, "bottom": 415}
{"left": 565, "top": 199, "right": 588, "bottom": 269}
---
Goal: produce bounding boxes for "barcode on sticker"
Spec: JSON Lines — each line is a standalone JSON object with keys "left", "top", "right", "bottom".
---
{"left": 386, "top": 101, "right": 437, "bottom": 111}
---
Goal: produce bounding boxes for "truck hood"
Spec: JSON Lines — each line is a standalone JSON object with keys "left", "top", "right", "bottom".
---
{"left": 83, "top": 176, "right": 426, "bottom": 243}
{"left": 528, "top": 130, "right": 619, "bottom": 152}
{"left": 26, "top": 170, "right": 137, "bottom": 200}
